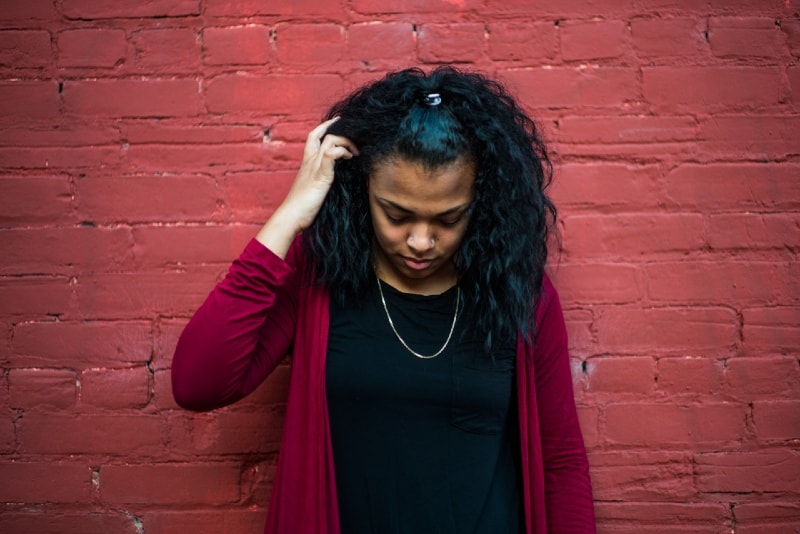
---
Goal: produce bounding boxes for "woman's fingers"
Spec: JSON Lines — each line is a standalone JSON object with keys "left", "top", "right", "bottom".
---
{"left": 255, "top": 119, "right": 357, "bottom": 255}
{"left": 304, "top": 117, "right": 360, "bottom": 159}
{"left": 304, "top": 116, "right": 341, "bottom": 156}
{"left": 289, "top": 120, "right": 359, "bottom": 209}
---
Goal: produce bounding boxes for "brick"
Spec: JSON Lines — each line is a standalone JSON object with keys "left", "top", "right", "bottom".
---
{"left": 0, "top": 80, "right": 59, "bottom": 117}
{"left": 20, "top": 414, "right": 163, "bottom": 455}
{"left": 418, "top": 24, "right": 486, "bottom": 63}
{"left": 100, "top": 463, "right": 240, "bottom": 504}
{"left": 588, "top": 451, "right": 695, "bottom": 501}
{"left": 267, "top": 119, "right": 320, "bottom": 143}
{"left": 561, "top": 213, "right": 705, "bottom": 258}
{"left": 487, "top": 0, "right": 636, "bottom": 16}
{"left": 488, "top": 22, "right": 557, "bottom": 62}
{"left": 76, "top": 175, "right": 221, "bottom": 223}
{"left": 570, "top": 358, "right": 586, "bottom": 392}
{"left": 132, "top": 225, "right": 253, "bottom": 268}
{"left": 153, "top": 318, "right": 188, "bottom": 370}
{"left": 742, "top": 307, "right": 800, "bottom": 354}
{"left": 11, "top": 321, "right": 151, "bottom": 368}
{"left": 205, "top": 0, "right": 344, "bottom": 17}
{"left": 784, "top": 19, "right": 800, "bottom": 56}
{"left": 791, "top": 67, "right": 800, "bottom": 109}
{"left": 753, "top": 401, "right": 800, "bottom": 441}
{"left": 0, "top": 323, "right": 10, "bottom": 361}
{"left": 554, "top": 137, "right": 697, "bottom": 161}
{"left": 80, "top": 366, "right": 151, "bottom": 409}
{"left": 698, "top": 116, "right": 800, "bottom": 158}
{"left": 561, "top": 20, "right": 627, "bottom": 61}
{"left": 725, "top": 357, "right": 800, "bottom": 398}
{"left": 563, "top": 309, "right": 593, "bottom": 357}
{"left": 0, "top": 176, "right": 73, "bottom": 226}
{"left": 63, "top": 79, "right": 201, "bottom": 117}
{"left": 132, "top": 28, "right": 201, "bottom": 71}
{"left": 125, "top": 143, "right": 269, "bottom": 173}
{"left": 0, "top": 146, "right": 121, "bottom": 170}
{"left": 597, "top": 307, "right": 737, "bottom": 355}
{"left": 203, "top": 25, "right": 271, "bottom": 66}
{"left": 168, "top": 362, "right": 287, "bottom": 412}
{"left": 594, "top": 502, "right": 731, "bottom": 532}
{"left": 734, "top": 503, "right": 800, "bottom": 534}
{"left": 0, "top": 30, "right": 51, "bottom": 68}
{"left": 350, "top": 0, "right": 482, "bottom": 13}
{"left": 575, "top": 405, "right": 598, "bottom": 447}
{"left": 0, "top": 414, "right": 13, "bottom": 453}
{"left": 708, "top": 213, "right": 799, "bottom": 250}
{"left": 0, "top": 462, "right": 90, "bottom": 502}
{"left": 223, "top": 170, "right": 295, "bottom": 222}
{"left": 0, "top": 227, "right": 133, "bottom": 275}
{"left": 631, "top": 18, "right": 706, "bottom": 57}
{"left": 234, "top": 365, "right": 290, "bottom": 406}
{"left": 0, "top": 277, "right": 71, "bottom": 317}
{"left": 585, "top": 356, "right": 655, "bottom": 394}
{"left": 557, "top": 115, "right": 697, "bottom": 144}
{"left": 604, "top": 402, "right": 746, "bottom": 446}
{"left": 142, "top": 510, "right": 265, "bottom": 534}
{"left": 0, "top": 513, "right": 139, "bottom": 534}
{"left": 503, "top": 67, "right": 637, "bottom": 108}
{"left": 696, "top": 450, "right": 800, "bottom": 493}
{"left": 550, "top": 163, "right": 662, "bottom": 210}
{"left": 62, "top": 0, "right": 200, "bottom": 19}
{"left": 0, "top": 0, "right": 56, "bottom": 21}
{"left": 205, "top": 74, "right": 343, "bottom": 116}
{"left": 643, "top": 67, "right": 783, "bottom": 112}
{"left": 168, "top": 410, "right": 283, "bottom": 455}
{"left": 708, "top": 0, "right": 784, "bottom": 9}
{"left": 657, "top": 357, "right": 725, "bottom": 396}
{"left": 551, "top": 263, "right": 642, "bottom": 304}
{"left": 275, "top": 23, "right": 345, "bottom": 66}
{"left": 153, "top": 369, "right": 180, "bottom": 409}
{"left": 71, "top": 269, "right": 220, "bottom": 320}
{"left": 665, "top": 163, "right": 800, "bottom": 210}
{"left": 709, "top": 17, "right": 788, "bottom": 59}
{"left": 646, "top": 261, "right": 797, "bottom": 305}
{"left": 0, "top": 125, "right": 120, "bottom": 147}
{"left": 348, "top": 23, "right": 415, "bottom": 61}
{"left": 58, "top": 29, "right": 126, "bottom": 68}
{"left": 9, "top": 369, "right": 76, "bottom": 409}
{"left": 124, "top": 122, "right": 259, "bottom": 144}
{"left": 241, "top": 459, "right": 275, "bottom": 505}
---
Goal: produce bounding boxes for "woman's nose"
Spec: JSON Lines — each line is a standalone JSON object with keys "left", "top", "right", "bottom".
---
{"left": 407, "top": 225, "right": 435, "bottom": 252}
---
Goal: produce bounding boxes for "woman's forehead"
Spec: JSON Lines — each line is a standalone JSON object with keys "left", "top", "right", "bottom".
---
{"left": 368, "top": 157, "right": 475, "bottom": 211}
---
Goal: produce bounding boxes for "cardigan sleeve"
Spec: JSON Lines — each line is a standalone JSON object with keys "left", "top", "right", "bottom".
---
{"left": 533, "top": 276, "right": 596, "bottom": 532}
{"left": 171, "top": 238, "right": 302, "bottom": 411}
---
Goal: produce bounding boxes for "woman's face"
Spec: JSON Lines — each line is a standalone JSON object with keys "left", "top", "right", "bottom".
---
{"left": 368, "top": 155, "right": 475, "bottom": 295}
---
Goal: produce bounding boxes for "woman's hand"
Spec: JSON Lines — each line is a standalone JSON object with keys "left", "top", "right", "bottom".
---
{"left": 256, "top": 117, "right": 359, "bottom": 258}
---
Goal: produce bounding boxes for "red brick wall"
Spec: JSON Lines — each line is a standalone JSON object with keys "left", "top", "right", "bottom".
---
{"left": 2, "top": 1, "right": 799, "bottom": 533}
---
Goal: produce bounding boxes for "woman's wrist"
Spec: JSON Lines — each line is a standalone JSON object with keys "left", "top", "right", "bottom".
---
{"left": 255, "top": 205, "right": 303, "bottom": 260}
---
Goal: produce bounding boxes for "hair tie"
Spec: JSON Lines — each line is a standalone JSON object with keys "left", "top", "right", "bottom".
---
{"left": 423, "top": 93, "right": 442, "bottom": 106}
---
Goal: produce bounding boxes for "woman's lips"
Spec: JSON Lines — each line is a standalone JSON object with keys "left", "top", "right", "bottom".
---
{"left": 402, "top": 257, "right": 434, "bottom": 270}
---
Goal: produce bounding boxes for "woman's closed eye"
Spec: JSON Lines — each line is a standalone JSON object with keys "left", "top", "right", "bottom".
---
{"left": 385, "top": 213, "right": 462, "bottom": 227}
{"left": 438, "top": 216, "right": 463, "bottom": 227}
{"left": 385, "top": 213, "right": 408, "bottom": 225}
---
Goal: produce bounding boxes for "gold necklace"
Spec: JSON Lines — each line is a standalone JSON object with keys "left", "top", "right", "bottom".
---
{"left": 375, "top": 274, "right": 460, "bottom": 359}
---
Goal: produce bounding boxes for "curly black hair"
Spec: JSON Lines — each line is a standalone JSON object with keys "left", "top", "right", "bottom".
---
{"left": 303, "top": 66, "right": 556, "bottom": 352}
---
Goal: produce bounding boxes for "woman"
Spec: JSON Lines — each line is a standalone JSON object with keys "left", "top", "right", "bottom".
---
{"left": 172, "top": 67, "right": 595, "bottom": 534}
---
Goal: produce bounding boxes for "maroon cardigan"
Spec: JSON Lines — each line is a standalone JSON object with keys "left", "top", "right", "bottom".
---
{"left": 172, "top": 239, "right": 596, "bottom": 533}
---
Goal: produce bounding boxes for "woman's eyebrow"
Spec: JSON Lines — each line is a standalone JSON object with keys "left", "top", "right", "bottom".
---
{"left": 376, "top": 197, "right": 471, "bottom": 217}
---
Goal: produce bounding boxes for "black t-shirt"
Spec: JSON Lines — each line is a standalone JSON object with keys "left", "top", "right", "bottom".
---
{"left": 326, "top": 280, "right": 523, "bottom": 534}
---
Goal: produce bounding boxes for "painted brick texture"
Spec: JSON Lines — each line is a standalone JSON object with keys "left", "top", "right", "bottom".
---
{"left": 1, "top": 1, "right": 798, "bottom": 533}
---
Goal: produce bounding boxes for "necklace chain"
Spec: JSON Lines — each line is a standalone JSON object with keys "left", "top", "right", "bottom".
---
{"left": 376, "top": 274, "right": 460, "bottom": 359}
